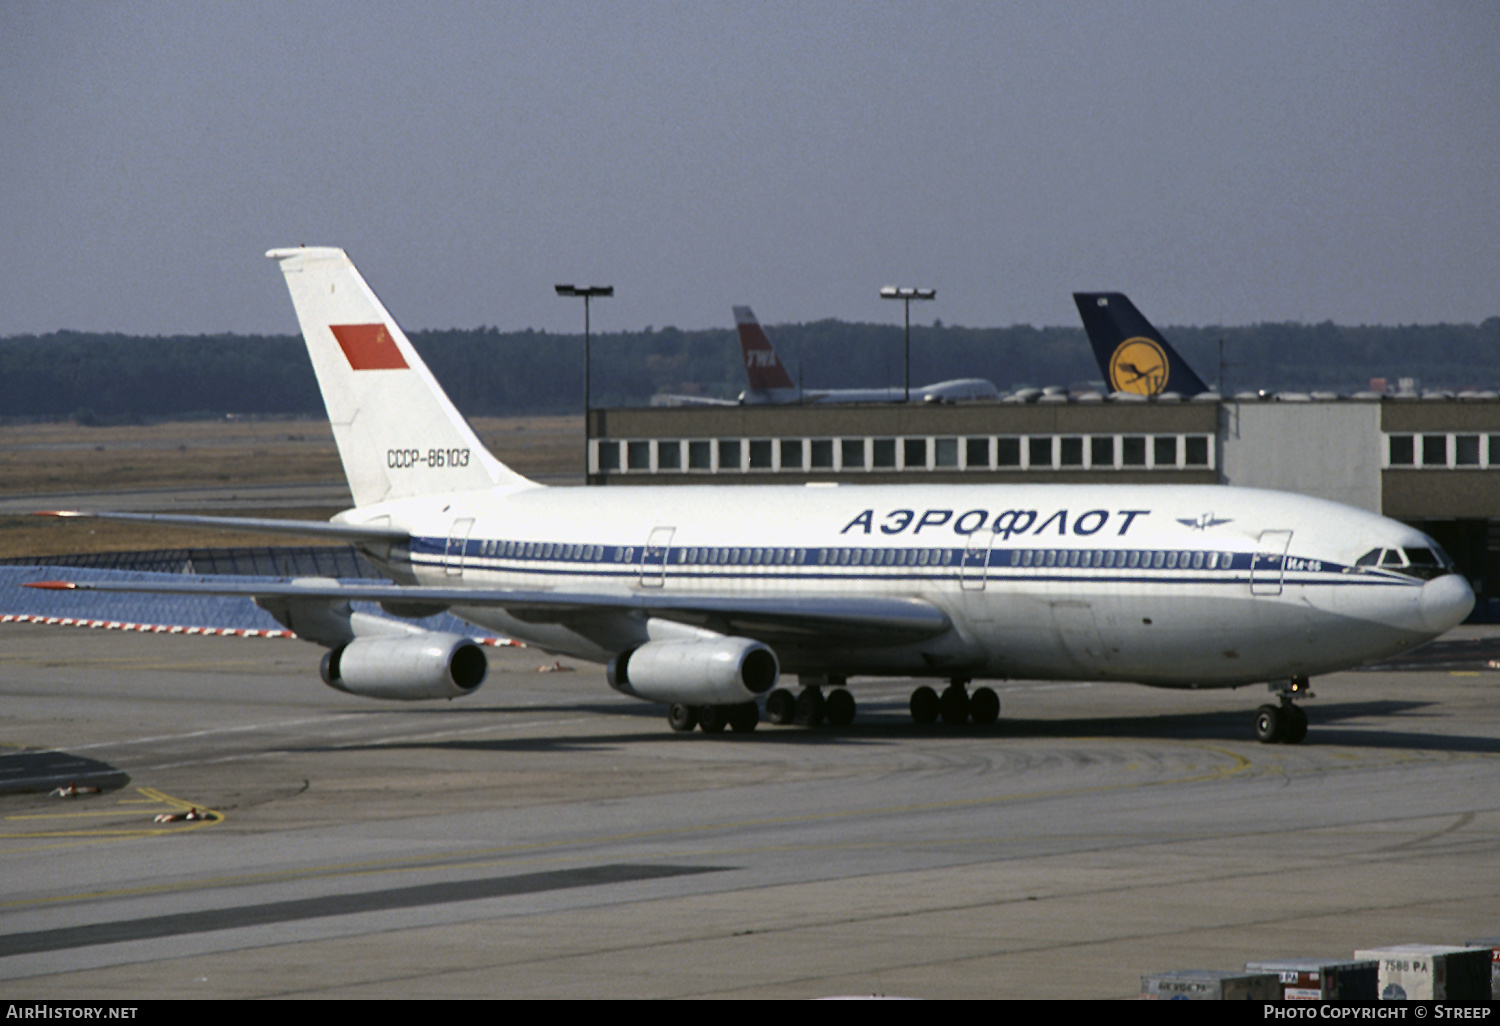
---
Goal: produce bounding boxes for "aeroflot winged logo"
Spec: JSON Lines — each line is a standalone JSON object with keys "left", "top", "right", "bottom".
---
{"left": 1108, "top": 336, "right": 1168, "bottom": 396}
{"left": 330, "top": 323, "right": 409, "bottom": 371}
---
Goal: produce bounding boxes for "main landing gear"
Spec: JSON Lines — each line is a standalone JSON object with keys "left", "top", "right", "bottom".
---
{"left": 667, "top": 676, "right": 1004, "bottom": 733}
{"left": 909, "top": 679, "right": 1000, "bottom": 727}
{"left": 1252, "top": 676, "right": 1312, "bottom": 744}
{"left": 667, "top": 701, "right": 759, "bottom": 734}
{"left": 763, "top": 681, "right": 858, "bottom": 728}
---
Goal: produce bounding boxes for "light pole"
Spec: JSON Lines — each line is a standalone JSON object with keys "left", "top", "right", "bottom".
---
{"left": 555, "top": 285, "right": 613, "bottom": 412}
{"left": 879, "top": 286, "right": 936, "bottom": 402}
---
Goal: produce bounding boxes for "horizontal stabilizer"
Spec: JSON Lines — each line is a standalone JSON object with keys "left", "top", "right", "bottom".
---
{"left": 35, "top": 510, "right": 409, "bottom": 543}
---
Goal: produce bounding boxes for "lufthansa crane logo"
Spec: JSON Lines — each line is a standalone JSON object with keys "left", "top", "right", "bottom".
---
{"left": 1108, "top": 336, "right": 1169, "bottom": 396}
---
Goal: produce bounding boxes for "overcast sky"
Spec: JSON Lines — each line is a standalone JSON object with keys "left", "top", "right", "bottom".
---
{"left": 2, "top": 1, "right": 1496, "bottom": 337}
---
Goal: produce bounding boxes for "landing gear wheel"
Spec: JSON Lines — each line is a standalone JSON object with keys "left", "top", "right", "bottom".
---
{"left": 824, "top": 688, "right": 856, "bottom": 727}
{"left": 698, "top": 705, "right": 729, "bottom": 734}
{"left": 969, "top": 686, "right": 1000, "bottom": 726}
{"left": 794, "top": 688, "right": 825, "bottom": 727}
{"left": 1252, "top": 704, "right": 1284, "bottom": 744}
{"left": 667, "top": 703, "right": 698, "bottom": 733}
{"left": 910, "top": 686, "right": 939, "bottom": 725}
{"left": 728, "top": 702, "right": 759, "bottom": 733}
{"left": 765, "top": 688, "right": 796, "bottom": 725}
{"left": 939, "top": 684, "right": 971, "bottom": 725}
{"left": 1281, "top": 704, "right": 1308, "bottom": 744}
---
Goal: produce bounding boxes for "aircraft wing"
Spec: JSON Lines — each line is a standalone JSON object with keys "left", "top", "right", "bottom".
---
{"left": 36, "top": 510, "right": 409, "bottom": 543}
{"left": 26, "top": 577, "right": 950, "bottom": 646}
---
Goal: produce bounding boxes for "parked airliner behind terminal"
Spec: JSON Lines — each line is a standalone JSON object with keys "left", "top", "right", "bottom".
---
{"left": 31, "top": 248, "right": 1474, "bottom": 743}
{"left": 657, "top": 306, "right": 1000, "bottom": 405}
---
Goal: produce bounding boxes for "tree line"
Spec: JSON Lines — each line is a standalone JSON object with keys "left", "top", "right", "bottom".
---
{"left": 2, "top": 317, "right": 1497, "bottom": 422}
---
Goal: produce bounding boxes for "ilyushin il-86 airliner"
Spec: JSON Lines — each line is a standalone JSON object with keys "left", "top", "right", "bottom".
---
{"left": 31, "top": 248, "right": 1474, "bottom": 744}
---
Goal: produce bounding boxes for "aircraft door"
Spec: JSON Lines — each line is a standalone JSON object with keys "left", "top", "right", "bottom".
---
{"left": 960, "top": 529, "right": 995, "bottom": 592}
{"left": 445, "top": 518, "right": 475, "bottom": 578}
{"left": 641, "top": 526, "right": 675, "bottom": 588}
{"left": 1251, "top": 530, "right": 1292, "bottom": 596}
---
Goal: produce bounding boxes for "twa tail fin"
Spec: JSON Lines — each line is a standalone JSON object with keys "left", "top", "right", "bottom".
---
{"left": 1073, "top": 292, "right": 1210, "bottom": 397}
{"left": 266, "top": 247, "right": 533, "bottom": 506}
{"left": 733, "top": 306, "right": 797, "bottom": 393}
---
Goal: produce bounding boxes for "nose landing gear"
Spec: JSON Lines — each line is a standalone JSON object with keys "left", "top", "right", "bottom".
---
{"left": 1252, "top": 677, "right": 1312, "bottom": 744}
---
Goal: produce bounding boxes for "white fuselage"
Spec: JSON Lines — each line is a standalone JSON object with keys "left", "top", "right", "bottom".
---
{"left": 741, "top": 378, "right": 1000, "bottom": 405}
{"left": 345, "top": 482, "right": 1473, "bottom": 690}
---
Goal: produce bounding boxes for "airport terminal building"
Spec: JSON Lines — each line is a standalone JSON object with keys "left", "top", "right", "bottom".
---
{"left": 586, "top": 393, "right": 1500, "bottom": 619}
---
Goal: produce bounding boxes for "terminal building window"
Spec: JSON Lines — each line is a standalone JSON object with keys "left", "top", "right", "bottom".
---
{"left": 1059, "top": 437, "right": 1084, "bottom": 467}
{"left": 689, "top": 440, "right": 712, "bottom": 470}
{"left": 658, "top": 440, "right": 681, "bottom": 470}
{"left": 780, "top": 439, "right": 803, "bottom": 469}
{"left": 904, "top": 438, "right": 928, "bottom": 469}
{"left": 1092, "top": 436, "right": 1115, "bottom": 467}
{"left": 935, "top": 438, "right": 959, "bottom": 467}
{"left": 1029, "top": 436, "right": 1053, "bottom": 468}
{"left": 594, "top": 433, "right": 1216, "bottom": 475}
{"left": 1422, "top": 435, "right": 1447, "bottom": 466}
{"left": 1385, "top": 432, "right": 1500, "bottom": 470}
{"left": 749, "top": 439, "right": 773, "bottom": 470}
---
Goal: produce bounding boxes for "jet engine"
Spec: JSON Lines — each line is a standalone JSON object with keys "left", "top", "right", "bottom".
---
{"left": 606, "top": 636, "right": 778, "bottom": 705}
{"left": 320, "top": 633, "right": 487, "bottom": 700}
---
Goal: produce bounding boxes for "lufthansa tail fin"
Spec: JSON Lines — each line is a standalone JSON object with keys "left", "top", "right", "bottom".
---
{"left": 267, "top": 247, "right": 534, "bottom": 507}
{"left": 1073, "top": 293, "right": 1209, "bottom": 397}
{"left": 733, "top": 306, "right": 797, "bottom": 393}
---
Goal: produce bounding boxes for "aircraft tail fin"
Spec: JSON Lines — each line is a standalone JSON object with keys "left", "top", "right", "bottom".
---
{"left": 1072, "top": 293, "right": 1210, "bottom": 397}
{"left": 266, "top": 247, "right": 533, "bottom": 507}
{"left": 733, "top": 306, "right": 797, "bottom": 392}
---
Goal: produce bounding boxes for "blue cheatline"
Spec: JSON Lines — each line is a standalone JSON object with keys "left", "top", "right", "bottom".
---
{"left": 0, "top": 565, "right": 495, "bottom": 639}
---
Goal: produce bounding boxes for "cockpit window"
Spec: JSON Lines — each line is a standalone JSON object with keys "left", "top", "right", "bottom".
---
{"left": 1352, "top": 545, "right": 1452, "bottom": 580}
